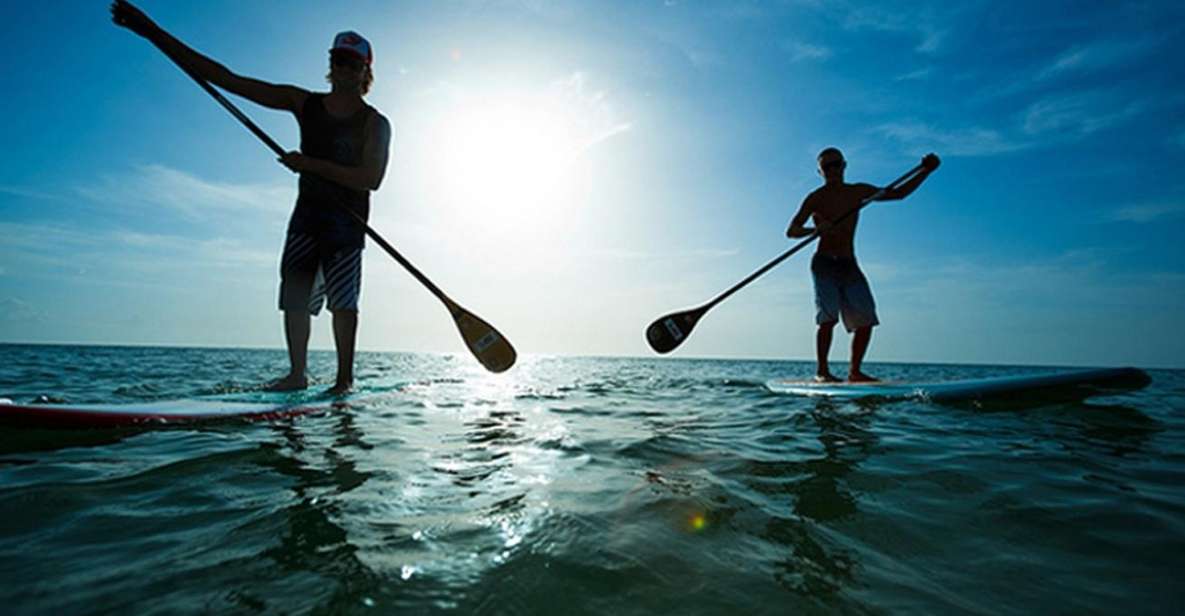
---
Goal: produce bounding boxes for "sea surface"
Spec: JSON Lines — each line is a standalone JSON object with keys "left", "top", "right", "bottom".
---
{"left": 1, "top": 344, "right": 1182, "bottom": 615}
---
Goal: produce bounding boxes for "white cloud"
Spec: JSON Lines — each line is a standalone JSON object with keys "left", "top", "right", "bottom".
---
{"left": 549, "top": 72, "right": 634, "bottom": 151}
{"left": 895, "top": 67, "right": 932, "bottom": 81}
{"left": 76, "top": 164, "right": 293, "bottom": 220}
{"left": 110, "top": 231, "right": 277, "bottom": 268}
{"left": 1106, "top": 202, "right": 1185, "bottom": 224}
{"left": 975, "top": 36, "right": 1164, "bottom": 105}
{"left": 0, "top": 298, "right": 44, "bottom": 324}
{"left": 784, "top": 40, "right": 832, "bottom": 62}
{"left": 1022, "top": 92, "right": 1144, "bottom": 136}
{"left": 0, "top": 185, "right": 59, "bottom": 201}
{"left": 875, "top": 121, "right": 1027, "bottom": 157}
{"left": 0, "top": 222, "right": 275, "bottom": 285}
{"left": 840, "top": 5, "right": 950, "bottom": 54}
{"left": 1037, "top": 37, "right": 1158, "bottom": 80}
{"left": 579, "top": 247, "right": 740, "bottom": 261}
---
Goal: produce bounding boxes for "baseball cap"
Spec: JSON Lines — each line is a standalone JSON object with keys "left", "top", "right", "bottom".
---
{"left": 331, "top": 31, "right": 373, "bottom": 65}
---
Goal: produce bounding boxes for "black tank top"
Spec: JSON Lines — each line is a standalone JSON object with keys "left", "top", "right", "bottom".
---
{"left": 289, "top": 93, "right": 374, "bottom": 250}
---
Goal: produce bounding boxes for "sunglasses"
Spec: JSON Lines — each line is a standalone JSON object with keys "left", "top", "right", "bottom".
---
{"left": 820, "top": 160, "right": 846, "bottom": 172}
{"left": 331, "top": 54, "right": 364, "bottom": 70}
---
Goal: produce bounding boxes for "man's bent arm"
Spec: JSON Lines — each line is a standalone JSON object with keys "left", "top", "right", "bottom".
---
{"left": 786, "top": 198, "right": 817, "bottom": 238}
{"left": 873, "top": 169, "right": 932, "bottom": 201}
{"left": 295, "top": 115, "right": 392, "bottom": 191}
{"left": 874, "top": 153, "right": 941, "bottom": 201}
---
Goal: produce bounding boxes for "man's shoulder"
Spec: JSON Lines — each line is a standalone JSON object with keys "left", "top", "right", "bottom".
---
{"left": 366, "top": 108, "right": 392, "bottom": 132}
{"left": 849, "top": 182, "right": 878, "bottom": 195}
{"left": 368, "top": 106, "right": 390, "bottom": 123}
{"left": 805, "top": 185, "right": 828, "bottom": 202}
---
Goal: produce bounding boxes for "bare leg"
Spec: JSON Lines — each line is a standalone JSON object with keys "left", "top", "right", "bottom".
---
{"left": 267, "top": 310, "right": 310, "bottom": 390}
{"left": 848, "top": 325, "right": 878, "bottom": 382}
{"left": 328, "top": 309, "right": 358, "bottom": 395}
{"left": 815, "top": 322, "right": 841, "bottom": 382}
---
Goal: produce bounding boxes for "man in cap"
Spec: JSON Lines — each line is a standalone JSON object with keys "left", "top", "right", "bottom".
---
{"left": 786, "top": 148, "right": 939, "bottom": 382}
{"left": 112, "top": 1, "right": 392, "bottom": 394}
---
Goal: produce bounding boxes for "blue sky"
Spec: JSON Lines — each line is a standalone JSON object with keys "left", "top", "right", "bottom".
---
{"left": 2, "top": 1, "right": 1183, "bottom": 368}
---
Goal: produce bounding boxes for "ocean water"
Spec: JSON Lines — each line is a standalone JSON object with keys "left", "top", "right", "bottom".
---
{"left": 0, "top": 344, "right": 1182, "bottom": 615}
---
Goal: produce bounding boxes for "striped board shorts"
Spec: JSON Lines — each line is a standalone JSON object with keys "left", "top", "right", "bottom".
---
{"left": 278, "top": 232, "right": 363, "bottom": 315}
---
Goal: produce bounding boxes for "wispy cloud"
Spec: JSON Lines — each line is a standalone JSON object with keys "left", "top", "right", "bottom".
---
{"left": 894, "top": 67, "right": 932, "bottom": 81}
{"left": 1036, "top": 37, "right": 1158, "bottom": 80}
{"left": 783, "top": 40, "right": 832, "bottom": 62}
{"left": 875, "top": 121, "right": 1027, "bottom": 157}
{"left": 1106, "top": 202, "right": 1185, "bottom": 224}
{"left": 883, "top": 250, "right": 1185, "bottom": 323}
{"left": 549, "top": 72, "right": 633, "bottom": 151}
{"left": 0, "top": 185, "right": 60, "bottom": 201}
{"left": 840, "top": 4, "right": 950, "bottom": 54}
{"left": 0, "top": 298, "right": 45, "bottom": 324}
{"left": 972, "top": 35, "right": 1163, "bottom": 107}
{"left": 1022, "top": 92, "right": 1144, "bottom": 137}
{"left": 586, "top": 247, "right": 740, "bottom": 261}
{"left": 109, "top": 231, "right": 277, "bottom": 268}
{"left": 0, "top": 221, "right": 275, "bottom": 285}
{"left": 76, "top": 164, "right": 293, "bottom": 221}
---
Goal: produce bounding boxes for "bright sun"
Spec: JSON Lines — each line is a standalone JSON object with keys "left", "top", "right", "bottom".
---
{"left": 434, "top": 93, "right": 582, "bottom": 232}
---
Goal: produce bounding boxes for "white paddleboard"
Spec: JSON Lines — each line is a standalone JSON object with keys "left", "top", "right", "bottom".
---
{"left": 765, "top": 367, "right": 1150, "bottom": 401}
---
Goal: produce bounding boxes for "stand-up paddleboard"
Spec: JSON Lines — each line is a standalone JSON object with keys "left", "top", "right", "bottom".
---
{"left": 0, "top": 398, "right": 336, "bottom": 429}
{"left": 766, "top": 367, "right": 1151, "bottom": 402}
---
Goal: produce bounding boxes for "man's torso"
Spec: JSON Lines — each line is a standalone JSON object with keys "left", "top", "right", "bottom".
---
{"left": 808, "top": 182, "right": 877, "bottom": 257}
{"left": 290, "top": 93, "right": 379, "bottom": 249}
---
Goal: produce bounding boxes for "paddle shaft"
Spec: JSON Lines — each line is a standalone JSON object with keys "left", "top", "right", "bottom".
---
{"left": 699, "top": 162, "right": 927, "bottom": 312}
{"left": 158, "top": 47, "right": 454, "bottom": 307}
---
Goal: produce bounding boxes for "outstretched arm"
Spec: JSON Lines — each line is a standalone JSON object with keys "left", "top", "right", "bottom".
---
{"left": 111, "top": 0, "right": 307, "bottom": 114}
{"left": 874, "top": 153, "right": 940, "bottom": 201}
{"left": 279, "top": 114, "right": 392, "bottom": 191}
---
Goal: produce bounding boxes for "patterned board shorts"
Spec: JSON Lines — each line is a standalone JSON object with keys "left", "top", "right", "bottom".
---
{"left": 811, "top": 253, "right": 879, "bottom": 333}
{"left": 278, "top": 232, "right": 362, "bottom": 315}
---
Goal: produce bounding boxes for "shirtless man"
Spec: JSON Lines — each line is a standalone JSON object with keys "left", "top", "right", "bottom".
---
{"left": 111, "top": 1, "right": 392, "bottom": 394}
{"left": 787, "top": 148, "right": 940, "bottom": 382}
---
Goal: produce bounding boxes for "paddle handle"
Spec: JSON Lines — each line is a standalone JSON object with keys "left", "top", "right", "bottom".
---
{"left": 701, "top": 162, "right": 927, "bottom": 311}
{"left": 156, "top": 44, "right": 453, "bottom": 305}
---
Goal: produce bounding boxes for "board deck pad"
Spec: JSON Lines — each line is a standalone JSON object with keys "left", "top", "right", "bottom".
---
{"left": 765, "top": 367, "right": 1150, "bottom": 402}
{"left": 0, "top": 397, "right": 338, "bottom": 429}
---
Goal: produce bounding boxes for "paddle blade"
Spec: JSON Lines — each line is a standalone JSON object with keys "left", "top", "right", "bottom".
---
{"left": 452, "top": 305, "right": 517, "bottom": 373}
{"left": 645, "top": 308, "right": 704, "bottom": 354}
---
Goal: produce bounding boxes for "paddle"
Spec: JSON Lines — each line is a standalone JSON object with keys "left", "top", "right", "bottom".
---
{"left": 145, "top": 43, "right": 517, "bottom": 373}
{"left": 645, "top": 162, "right": 927, "bottom": 354}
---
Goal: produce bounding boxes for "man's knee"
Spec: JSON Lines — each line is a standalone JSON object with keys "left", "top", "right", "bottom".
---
{"left": 818, "top": 320, "right": 838, "bottom": 332}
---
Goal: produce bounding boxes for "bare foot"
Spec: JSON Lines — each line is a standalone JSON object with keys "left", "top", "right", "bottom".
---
{"left": 814, "top": 372, "right": 842, "bottom": 383}
{"left": 847, "top": 371, "right": 880, "bottom": 383}
{"left": 264, "top": 374, "right": 308, "bottom": 391}
{"left": 326, "top": 382, "right": 353, "bottom": 396}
